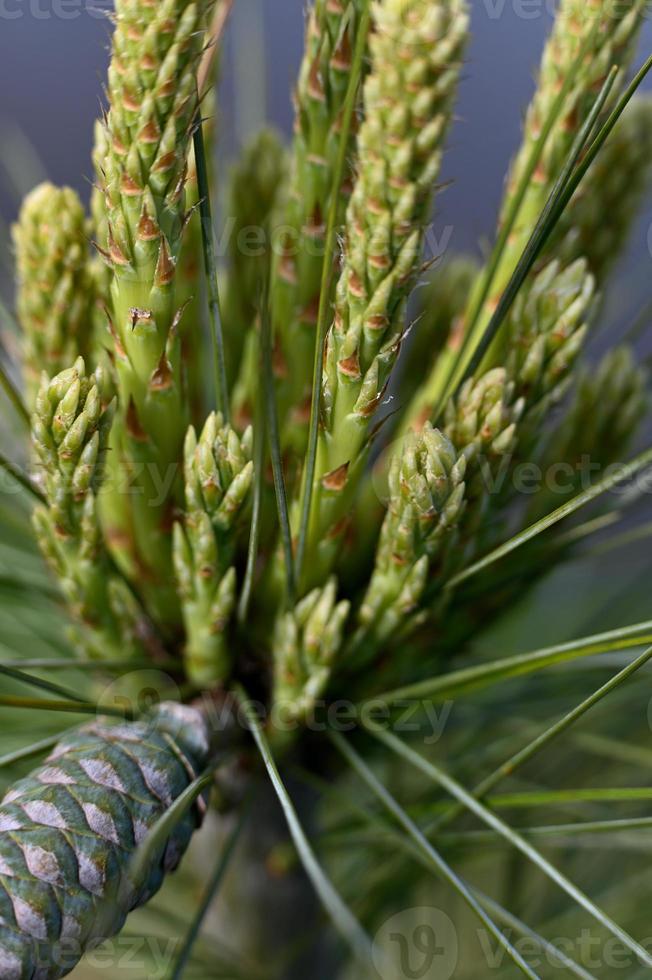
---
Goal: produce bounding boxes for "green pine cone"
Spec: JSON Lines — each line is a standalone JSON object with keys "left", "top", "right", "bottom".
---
{"left": 0, "top": 703, "right": 210, "bottom": 980}
{"left": 358, "top": 423, "right": 466, "bottom": 653}
{"left": 13, "top": 183, "right": 94, "bottom": 407}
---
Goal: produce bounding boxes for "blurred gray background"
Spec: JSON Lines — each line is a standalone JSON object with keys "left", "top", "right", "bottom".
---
{"left": 1, "top": 0, "right": 652, "bottom": 274}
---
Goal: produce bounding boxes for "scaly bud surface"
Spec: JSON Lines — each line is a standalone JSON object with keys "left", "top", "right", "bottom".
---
{"left": 272, "top": 0, "right": 363, "bottom": 450}
{"left": 444, "top": 368, "right": 522, "bottom": 541}
{"left": 95, "top": 0, "right": 217, "bottom": 625}
{"left": 495, "top": 259, "right": 596, "bottom": 431}
{"left": 13, "top": 184, "right": 94, "bottom": 406}
{"left": 300, "top": 0, "right": 469, "bottom": 590}
{"left": 174, "top": 414, "right": 253, "bottom": 686}
{"left": 358, "top": 423, "right": 466, "bottom": 654}
{"left": 407, "top": 0, "right": 646, "bottom": 435}
{"left": 498, "top": 0, "right": 646, "bottom": 288}
{"left": 0, "top": 704, "right": 210, "bottom": 980}
{"left": 273, "top": 578, "right": 350, "bottom": 724}
{"left": 31, "top": 359, "right": 148, "bottom": 662}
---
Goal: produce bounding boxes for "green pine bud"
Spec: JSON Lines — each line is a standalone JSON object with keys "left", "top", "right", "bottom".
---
{"left": 411, "top": 1, "right": 646, "bottom": 440}
{"left": 274, "top": 578, "right": 350, "bottom": 724}
{"left": 13, "top": 183, "right": 94, "bottom": 407}
{"left": 445, "top": 368, "right": 521, "bottom": 467}
{"left": 175, "top": 413, "right": 253, "bottom": 687}
{"left": 31, "top": 360, "right": 149, "bottom": 663}
{"left": 494, "top": 0, "right": 646, "bottom": 299}
{"left": 358, "top": 423, "right": 466, "bottom": 653}
{"left": 184, "top": 412, "right": 254, "bottom": 534}
{"left": 301, "top": 0, "right": 469, "bottom": 590}
{"left": 498, "top": 258, "right": 596, "bottom": 429}
{"left": 443, "top": 367, "right": 522, "bottom": 541}
{"left": 32, "top": 358, "right": 113, "bottom": 537}
{"left": 95, "top": 0, "right": 219, "bottom": 628}
{"left": 272, "top": 0, "right": 364, "bottom": 448}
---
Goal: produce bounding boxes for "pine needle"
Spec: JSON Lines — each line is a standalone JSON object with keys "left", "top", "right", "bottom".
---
{"left": 0, "top": 449, "right": 45, "bottom": 502}
{"left": 432, "top": 644, "right": 652, "bottom": 834}
{"left": 0, "top": 730, "right": 72, "bottom": 770}
{"left": 0, "top": 663, "right": 88, "bottom": 702}
{"left": 260, "top": 293, "right": 296, "bottom": 605}
{"left": 368, "top": 620, "right": 652, "bottom": 705}
{"left": 238, "top": 343, "right": 266, "bottom": 623}
{"left": 193, "top": 109, "right": 229, "bottom": 421}
{"left": 0, "top": 695, "right": 133, "bottom": 718}
{"left": 367, "top": 722, "right": 652, "bottom": 970}
{"left": 446, "top": 443, "right": 652, "bottom": 591}
{"left": 170, "top": 798, "right": 251, "bottom": 980}
{"left": 0, "top": 360, "right": 29, "bottom": 430}
{"left": 126, "top": 770, "right": 215, "bottom": 892}
{"left": 330, "top": 730, "right": 541, "bottom": 980}
{"left": 236, "top": 687, "right": 375, "bottom": 969}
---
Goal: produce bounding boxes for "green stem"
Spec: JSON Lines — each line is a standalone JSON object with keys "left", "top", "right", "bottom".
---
{"left": 193, "top": 107, "right": 230, "bottom": 422}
